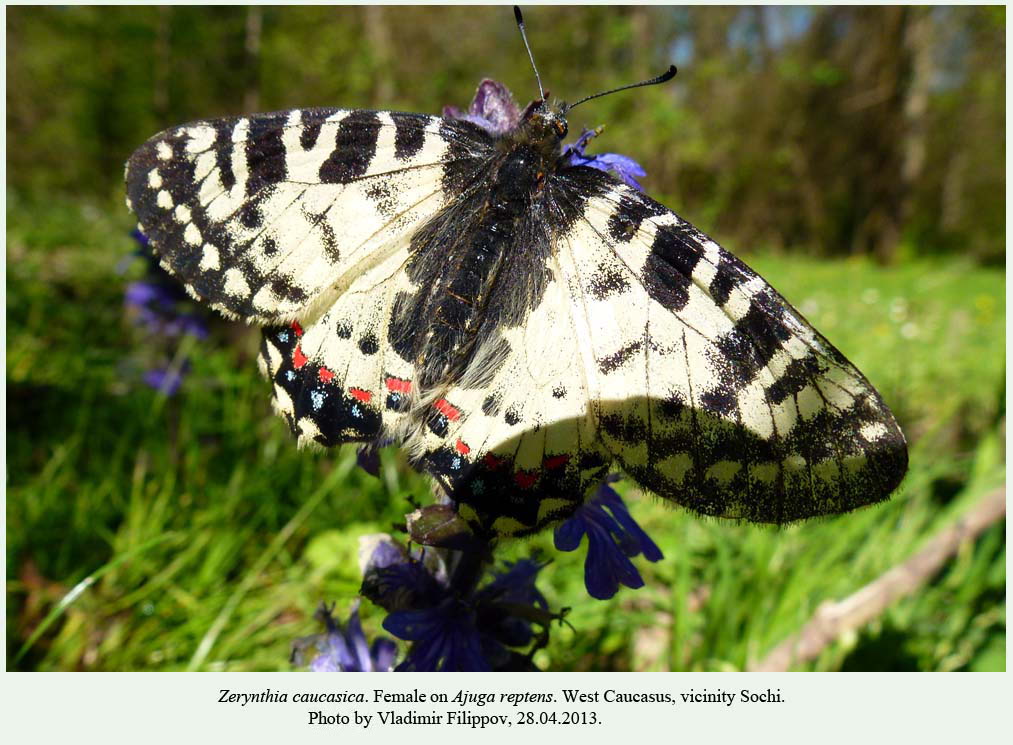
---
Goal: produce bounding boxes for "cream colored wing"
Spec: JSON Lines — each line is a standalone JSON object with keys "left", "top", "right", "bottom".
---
{"left": 550, "top": 179, "right": 907, "bottom": 523}
{"left": 126, "top": 110, "right": 490, "bottom": 324}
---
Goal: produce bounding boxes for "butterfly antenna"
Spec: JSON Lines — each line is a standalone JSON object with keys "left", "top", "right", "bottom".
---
{"left": 566, "top": 65, "right": 678, "bottom": 111}
{"left": 514, "top": 6, "right": 545, "bottom": 101}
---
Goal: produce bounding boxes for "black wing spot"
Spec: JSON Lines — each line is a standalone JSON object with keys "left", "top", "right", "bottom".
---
{"left": 365, "top": 181, "right": 396, "bottom": 217}
{"left": 716, "top": 304, "right": 789, "bottom": 382}
{"left": 246, "top": 113, "right": 288, "bottom": 194}
{"left": 320, "top": 111, "right": 382, "bottom": 184}
{"left": 213, "top": 121, "right": 236, "bottom": 190}
{"left": 598, "top": 341, "right": 643, "bottom": 375}
{"left": 709, "top": 260, "right": 739, "bottom": 307}
{"left": 641, "top": 222, "right": 705, "bottom": 312}
{"left": 659, "top": 389, "right": 685, "bottom": 418}
{"left": 392, "top": 113, "right": 426, "bottom": 162}
{"left": 482, "top": 394, "right": 501, "bottom": 416}
{"left": 606, "top": 192, "right": 666, "bottom": 244}
{"left": 240, "top": 201, "right": 263, "bottom": 229}
{"left": 270, "top": 277, "right": 308, "bottom": 303}
{"left": 587, "top": 260, "right": 631, "bottom": 301}
{"left": 699, "top": 386, "right": 739, "bottom": 418}
{"left": 299, "top": 110, "right": 329, "bottom": 151}
{"left": 358, "top": 332, "right": 379, "bottom": 356}
{"left": 766, "top": 355, "right": 823, "bottom": 405}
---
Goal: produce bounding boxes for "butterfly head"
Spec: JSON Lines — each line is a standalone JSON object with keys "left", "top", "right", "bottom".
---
{"left": 513, "top": 100, "right": 568, "bottom": 152}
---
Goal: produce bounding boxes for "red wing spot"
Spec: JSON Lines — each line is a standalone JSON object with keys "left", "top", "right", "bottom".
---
{"left": 483, "top": 453, "right": 505, "bottom": 470}
{"left": 514, "top": 470, "right": 539, "bottom": 489}
{"left": 292, "top": 345, "right": 308, "bottom": 369}
{"left": 290, "top": 321, "right": 304, "bottom": 337}
{"left": 544, "top": 454, "right": 570, "bottom": 470}
{"left": 318, "top": 367, "right": 335, "bottom": 383}
{"left": 349, "top": 387, "right": 372, "bottom": 403}
{"left": 434, "top": 398, "right": 461, "bottom": 421}
{"left": 385, "top": 377, "right": 412, "bottom": 393}
{"left": 455, "top": 438, "right": 470, "bottom": 455}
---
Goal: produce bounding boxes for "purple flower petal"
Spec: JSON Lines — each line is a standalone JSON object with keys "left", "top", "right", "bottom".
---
{"left": 309, "top": 604, "right": 398, "bottom": 672}
{"left": 370, "top": 638, "right": 398, "bottom": 672}
{"left": 554, "top": 477, "right": 663, "bottom": 600}
{"left": 359, "top": 536, "right": 447, "bottom": 613}
{"left": 444, "top": 79, "right": 522, "bottom": 135}
{"left": 131, "top": 228, "right": 150, "bottom": 249}
{"left": 553, "top": 516, "right": 587, "bottom": 552}
{"left": 125, "top": 281, "right": 175, "bottom": 310}
{"left": 562, "top": 128, "right": 648, "bottom": 191}
{"left": 143, "top": 365, "right": 188, "bottom": 395}
{"left": 384, "top": 602, "right": 492, "bottom": 672}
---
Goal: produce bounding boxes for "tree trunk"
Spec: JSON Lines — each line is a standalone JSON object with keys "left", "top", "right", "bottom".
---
{"left": 243, "top": 6, "right": 262, "bottom": 113}
{"left": 899, "top": 7, "right": 933, "bottom": 242}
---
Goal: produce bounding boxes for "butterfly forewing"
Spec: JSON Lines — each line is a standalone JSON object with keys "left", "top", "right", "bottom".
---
{"left": 551, "top": 175, "right": 907, "bottom": 523}
{"left": 126, "top": 109, "right": 486, "bottom": 324}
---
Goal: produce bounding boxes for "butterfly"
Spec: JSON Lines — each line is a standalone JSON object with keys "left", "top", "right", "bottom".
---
{"left": 124, "top": 8, "right": 907, "bottom": 540}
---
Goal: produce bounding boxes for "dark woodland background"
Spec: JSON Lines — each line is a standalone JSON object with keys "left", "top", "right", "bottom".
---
{"left": 7, "top": 5, "right": 1004, "bottom": 263}
{"left": 6, "top": 6, "right": 1006, "bottom": 672}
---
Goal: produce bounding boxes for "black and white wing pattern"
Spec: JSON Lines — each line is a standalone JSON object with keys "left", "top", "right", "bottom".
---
{"left": 549, "top": 178, "right": 908, "bottom": 523}
{"left": 126, "top": 97, "right": 907, "bottom": 540}
{"left": 126, "top": 109, "right": 485, "bottom": 324}
{"left": 402, "top": 170, "right": 907, "bottom": 535}
{"left": 127, "top": 109, "right": 491, "bottom": 448}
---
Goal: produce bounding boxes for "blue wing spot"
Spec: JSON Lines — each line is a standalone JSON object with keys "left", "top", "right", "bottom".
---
{"left": 278, "top": 331, "right": 289, "bottom": 342}
{"left": 286, "top": 370, "right": 296, "bottom": 381}
{"left": 351, "top": 404, "right": 362, "bottom": 418}
{"left": 451, "top": 456, "right": 462, "bottom": 470}
{"left": 471, "top": 479, "right": 484, "bottom": 494}
{"left": 310, "top": 390, "right": 325, "bottom": 411}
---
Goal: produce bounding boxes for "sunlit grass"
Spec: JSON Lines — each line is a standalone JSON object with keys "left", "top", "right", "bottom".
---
{"left": 6, "top": 195, "right": 1005, "bottom": 671}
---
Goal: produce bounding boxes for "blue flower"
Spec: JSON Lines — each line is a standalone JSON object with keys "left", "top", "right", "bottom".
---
{"left": 307, "top": 603, "right": 397, "bottom": 672}
{"left": 357, "top": 536, "right": 492, "bottom": 671}
{"left": 130, "top": 227, "right": 150, "bottom": 249}
{"left": 125, "top": 280, "right": 208, "bottom": 339}
{"left": 475, "top": 559, "right": 549, "bottom": 647}
{"left": 358, "top": 535, "right": 449, "bottom": 613}
{"left": 384, "top": 600, "right": 491, "bottom": 672}
{"left": 554, "top": 476, "right": 663, "bottom": 600}
{"left": 563, "top": 128, "right": 647, "bottom": 191}
{"left": 355, "top": 535, "right": 553, "bottom": 671}
{"left": 142, "top": 363, "right": 190, "bottom": 395}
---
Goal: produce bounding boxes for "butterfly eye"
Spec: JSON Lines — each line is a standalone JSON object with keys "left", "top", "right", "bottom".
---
{"left": 554, "top": 121, "right": 568, "bottom": 138}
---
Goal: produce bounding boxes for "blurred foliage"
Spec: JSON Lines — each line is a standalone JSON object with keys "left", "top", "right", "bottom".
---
{"left": 5, "top": 5, "right": 1005, "bottom": 263}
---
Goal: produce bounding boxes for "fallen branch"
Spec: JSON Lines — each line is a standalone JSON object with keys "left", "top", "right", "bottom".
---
{"left": 750, "top": 486, "right": 1006, "bottom": 672}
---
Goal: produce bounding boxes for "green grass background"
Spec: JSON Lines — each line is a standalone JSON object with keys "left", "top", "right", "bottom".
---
{"left": 6, "top": 194, "right": 1005, "bottom": 672}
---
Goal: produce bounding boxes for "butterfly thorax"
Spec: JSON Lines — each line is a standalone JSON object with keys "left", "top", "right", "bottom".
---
{"left": 390, "top": 110, "right": 568, "bottom": 390}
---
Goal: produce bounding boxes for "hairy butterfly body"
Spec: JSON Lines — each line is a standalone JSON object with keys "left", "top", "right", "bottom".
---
{"left": 125, "top": 17, "right": 907, "bottom": 539}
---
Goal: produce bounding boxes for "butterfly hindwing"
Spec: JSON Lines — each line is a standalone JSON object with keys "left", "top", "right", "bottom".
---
{"left": 408, "top": 269, "right": 612, "bottom": 537}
